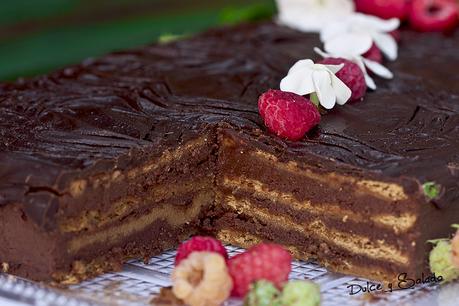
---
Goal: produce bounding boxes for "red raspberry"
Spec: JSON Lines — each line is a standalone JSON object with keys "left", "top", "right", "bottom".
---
{"left": 409, "top": 0, "right": 459, "bottom": 32}
{"left": 175, "top": 236, "right": 228, "bottom": 266}
{"left": 389, "top": 29, "right": 402, "bottom": 43}
{"left": 227, "top": 243, "right": 292, "bottom": 297}
{"left": 318, "top": 58, "right": 367, "bottom": 102}
{"left": 362, "top": 43, "right": 383, "bottom": 63}
{"left": 258, "top": 90, "right": 320, "bottom": 141}
{"left": 355, "top": 0, "right": 410, "bottom": 20}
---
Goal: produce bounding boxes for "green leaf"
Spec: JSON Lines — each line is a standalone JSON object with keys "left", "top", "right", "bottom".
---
{"left": 423, "top": 181, "right": 441, "bottom": 200}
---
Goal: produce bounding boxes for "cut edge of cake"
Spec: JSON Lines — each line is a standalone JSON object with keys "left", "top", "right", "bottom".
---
{"left": 0, "top": 123, "right": 439, "bottom": 285}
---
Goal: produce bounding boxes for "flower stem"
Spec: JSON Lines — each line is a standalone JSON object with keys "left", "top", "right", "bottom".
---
{"left": 310, "top": 92, "right": 320, "bottom": 107}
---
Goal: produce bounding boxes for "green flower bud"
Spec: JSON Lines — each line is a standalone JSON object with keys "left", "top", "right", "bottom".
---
{"left": 423, "top": 182, "right": 441, "bottom": 200}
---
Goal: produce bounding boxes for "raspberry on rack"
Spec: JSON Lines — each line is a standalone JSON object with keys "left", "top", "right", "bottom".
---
{"left": 172, "top": 252, "right": 233, "bottom": 306}
{"left": 227, "top": 243, "right": 292, "bottom": 297}
{"left": 451, "top": 227, "right": 459, "bottom": 268}
{"left": 175, "top": 236, "right": 228, "bottom": 266}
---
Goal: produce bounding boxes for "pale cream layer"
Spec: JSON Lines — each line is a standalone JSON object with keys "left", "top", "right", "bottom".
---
{"left": 223, "top": 176, "right": 416, "bottom": 234}
{"left": 217, "top": 228, "right": 361, "bottom": 272}
{"left": 247, "top": 149, "right": 409, "bottom": 202}
{"left": 224, "top": 195, "right": 409, "bottom": 265}
{"left": 67, "top": 191, "right": 212, "bottom": 254}
{"left": 217, "top": 229, "right": 398, "bottom": 282}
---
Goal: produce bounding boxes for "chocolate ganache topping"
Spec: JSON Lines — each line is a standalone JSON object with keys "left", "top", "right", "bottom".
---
{"left": 0, "top": 22, "right": 458, "bottom": 228}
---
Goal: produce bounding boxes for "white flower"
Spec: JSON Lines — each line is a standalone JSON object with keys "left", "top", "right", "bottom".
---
{"left": 320, "top": 13, "right": 400, "bottom": 61}
{"left": 314, "top": 32, "right": 394, "bottom": 90}
{"left": 276, "top": 0, "right": 355, "bottom": 33}
{"left": 280, "top": 59, "right": 352, "bottom": 110}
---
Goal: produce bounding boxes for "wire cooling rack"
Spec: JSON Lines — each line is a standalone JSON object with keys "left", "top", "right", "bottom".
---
{"left": 0, "top": 245, "right": 456, "bottom": 306}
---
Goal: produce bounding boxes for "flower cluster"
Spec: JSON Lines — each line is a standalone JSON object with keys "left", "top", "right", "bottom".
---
{"left": 316, "top": 13, "right": 398, "bottom": 90}
{"left": 257, "top": 0, "right": 458, "bottom": 142}
{"left": 280, "top": 59, "right": 352, "bottom": 110}
{"left": 278, "top": 4, "right": 400, "bottom": 110}
{"left": 270, "top": 0, "right": 458, "bottom": 127}
{"left": 276, "top": 0, "right": 355, "bottom": 32}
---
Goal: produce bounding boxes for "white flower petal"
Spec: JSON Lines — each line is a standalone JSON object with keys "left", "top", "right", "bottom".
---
{"left": 320, "top": 20, "right": 349, "bottom": 42}
{"left": 373, "top": 32, "right": 398, "bottom": 61}
{"left": 323, "top": 63, "right": 344, "bottom": 75}
{"left": 280, "top": 71, "right": 315, "bottom": 95}
{"left": 313, "top": 47, "right": 332, "bottom": 59}
{"left": 277, "top": 0, "right": 355, "bottom": 33}
{"left": 288, "top": 59, "right": 314, "bottom": 74}
{"left": 312, "top": 70, "right": 336, "bottom": 109}
{"left": 280, "top": 61, "right": 316, "bottom": 95}
{"left": 278, "top": 13, "right": 324, "bottom": 33}
{"left": 297, "top": 73, "right": 317, "bottom": 94}
{"left": 330, "top": 74, "right": 352, "bottom": 105}
{"left": 352, "top": 13, "right": 400, "bottom": 32}
{"left": 352, "top": 56, "right": 377, "bottom": 90}
{"left": 352, "top": 56, "right": 367, "bottom": 72}
{"left": 364, "top": 73, "right": 377, "bottom": 90}
{"left": 363, "top": 58, "right": 394, "bottom": 79}
{"left": 324, "top": 32, "right": 373, "bottom": 56}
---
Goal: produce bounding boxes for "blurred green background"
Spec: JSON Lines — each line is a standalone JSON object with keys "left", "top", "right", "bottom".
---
{"left": 0, "top": 0, "right": 276, "bottom": 81}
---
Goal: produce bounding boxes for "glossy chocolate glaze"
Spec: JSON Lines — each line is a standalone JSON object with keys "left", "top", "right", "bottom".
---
{"left": 0, "top": 22, "right": 458, "bottom": 229}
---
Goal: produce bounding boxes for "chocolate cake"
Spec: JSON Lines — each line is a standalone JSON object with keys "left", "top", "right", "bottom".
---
{"left": 0, "top": 22, "right": 458, "bottom": 284}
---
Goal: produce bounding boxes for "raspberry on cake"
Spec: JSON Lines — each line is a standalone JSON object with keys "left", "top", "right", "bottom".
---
{"left": 409, "top": 0, "right": 459, "bottom": 32}
{"left": 362, "top": 43, "right": 383, "bottom": 63}
{"left": 318, "top": 58, "right": 367, "bottom": 102}
{"left": 355, "top": 0, "right": 410, "bottom": 20}
{"left": 258, "top": 90, "right": 320, "bottom": 141}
